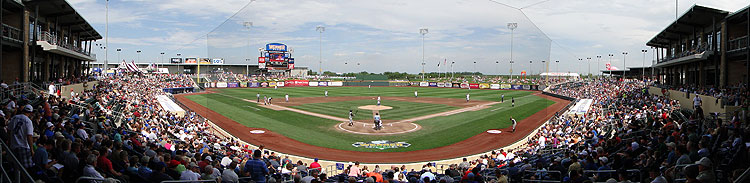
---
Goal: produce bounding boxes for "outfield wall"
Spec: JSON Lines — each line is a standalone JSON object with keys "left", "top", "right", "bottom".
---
{"left": 201, "top": 80, "right": 543, "bottom": 91}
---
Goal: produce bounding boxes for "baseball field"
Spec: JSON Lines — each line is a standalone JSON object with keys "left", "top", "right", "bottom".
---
{"left": 180, "top": 86, "right": 557, "bottom": 155}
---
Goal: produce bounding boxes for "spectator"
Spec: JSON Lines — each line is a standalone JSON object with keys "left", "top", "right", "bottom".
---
{"left": 8, "top": 105, "right": 35, "bottom": 168}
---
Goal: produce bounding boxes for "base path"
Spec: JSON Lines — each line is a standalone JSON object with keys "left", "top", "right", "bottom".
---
{"left": 175, "top": 90, "right": 569, "bottom": 163}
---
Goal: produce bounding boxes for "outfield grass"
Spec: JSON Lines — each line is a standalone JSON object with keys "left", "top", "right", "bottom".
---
{"left": 186, "top": 87, "right": 554, "bottom": 152}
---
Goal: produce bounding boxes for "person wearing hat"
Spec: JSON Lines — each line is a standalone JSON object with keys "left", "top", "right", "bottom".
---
{"left": 595, "top": 157, "right": 612, "bottom": 181}
{"left": 8, "top": 104, "right": 35, "bottom": 168}
{"left": 150, "top": 161, "right": 173, "bottom": 183}
{"left": 180, "top": 162, "right": 201, "bottom": 181}
{"left": 695, "top": 157, "right": 715, "bottom": 183}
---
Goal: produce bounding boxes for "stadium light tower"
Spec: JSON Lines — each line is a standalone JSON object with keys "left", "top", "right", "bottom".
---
{"left": 587, "top": 57, "right": 591, "bottom": 76}
{"left": 420, "top": 28, "right": 429, "bottom": 81}
{"left": 596, "top": 55, "right": 602, "bottom": 77}
{"left": 316, "top": 25, "right": 325, "bottom": 75}
{"left": 641, "top": 49, "right": 647, "bottom": 80}
{"left": 450, "top": 61, "right": 455, "bottom": 79}
{"left": 495, "top": 61, "right": 499, "bottom": 75}
{"left": 622, "top": 52, "right": 628, "bottom": 76}
{"left": 555, "top": 60, "right": 559, "bottom": 73}
{"left": 528, "top": 60, "right": 532, "bottom": 76}
{"left": 136, "top": 50, "right": 142, "bottom": 63}
{"left": 608, "top": 53, "right": 614, "bottom": 76}
{"left": 116, "top": 48, "right": 121, "bottom": 64}
{"left": 472, "top": 61, "right": 477, "bottom": 77}
{"left": 244, "top": 21, "right": 253, "bottom": 76}
{"left": 104, "top": 0, "right": 109, "bottom": 72}
{"left": 507, "top": 23, "right": 517, "bottom": 79}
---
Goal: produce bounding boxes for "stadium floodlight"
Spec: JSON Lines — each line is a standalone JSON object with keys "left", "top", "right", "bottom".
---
{"left": 160, "top": 52, "right": 164, "bottom": 68}
{"left": 596, "top": 55, "right": 602, "bottom": 77}
{"left": 136, "top": 50, "right": 142, "bottom": 63}
{"left": 641, "top": 49, "right": 647, "bottom": 80}
{"left": 420, "top": 28, "right": 428, "bottom": 81}
{"left": 495, "top": 61, "right": 499, "bottom": 75}
{"left": 507, "top": 23, "right": 517, "bottom": 78}
{"left": 104, "top": 0, "right": 109, "bottom": 72}
{"left": 316, "top": 25, "right": 325, "bottom": 75}
{"left": 555, "top": 60, "right": 560, "bottom": 73}
{"left": 244, "top": 21, "right": 253, "bottom": 76}
{"left": 622, "top": 52, "right": 628, "bottom": 76}
{"left": 529, "top": 60, "right": 532, "bottom": 75}
{"left": 116, "top": 48, "right": 121, "bottom": 64}
{"left": 586, "top": 57, "right": 592, "bottom": 76}
{"left": 472, "top": 61, "right": 477, "bottom": 77}
{"left": 451, "top": 61, "right": 455, "bottom": 79}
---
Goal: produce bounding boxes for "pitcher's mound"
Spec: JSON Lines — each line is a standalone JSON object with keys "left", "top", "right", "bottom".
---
{"left": 358, "top": 105, "right": 393, "bottom": 110}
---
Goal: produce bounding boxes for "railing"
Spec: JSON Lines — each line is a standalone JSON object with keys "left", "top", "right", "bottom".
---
{"left": 0, "top": 138, "right": 35, "bottom": 183}
{"left": 37, "top": 31, "right": 91, "bottom": 56}
{"left": 657, "top": 44, "right": 709, "bottom": 64}
{"left": 75, "top": 176, "right": 122, "bottom": 183}
{"left": 160, "top": 180, "right": 218, "bottom": 183}
{"left": 2, "top": 23, "right": 22, "bottom": 43}
{"left": 728, "top": 36, "right": 748, "bottom": 53}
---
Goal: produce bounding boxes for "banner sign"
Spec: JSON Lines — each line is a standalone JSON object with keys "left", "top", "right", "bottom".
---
{"left": 511, "top": 85, "right": 523, "bottom": 90}
{"left": 258, "top": 57, "right": 266, "bottom": 69}
{"left": 240, "top": 82, "right": 247, "bottom": 88}
{"left": 199, "top": 58, "right": 210, "bottom": 65}
{"left": 531, "top": 85, "right": 539, "bottom": 90}
{"left": 260, "top": 82, "right": 269, "bottom": 87}
{"left": 443, "top": 82, "right": 452, "bottom": 88}
{"left": 249, "top": 82, "right": 259, "bottom": 88}
{"left": 285, "top": 80, "right": 309, "bottom": 87}
{"left": 522, "top": 85, "right": 531, "bottom": 90}
{"left": 336, "top": 163, "right": 344, "bottom": 170}
{"left": 318, "top": 81, "right": 328, "bottom": 86}
{"left": 211, "top": 82, "right": 216, "bottom": 88}
{"left": 437, "top": 83, "right": 445, "bottom": 87}
{"left": 452, "top": 83, "right": 461, "bottom": 88}
{"left": 428, "top": 82, "right": 438, "bottom": 87}
{"left": 204, "top": 83, "right": 211, "bottom": 88}
{"left": 217, "top": 82, "right": 228, "bottom": 88}
{"left": 419, "top": 82, "right": 429, "bottom": 87}
{"left": 276, "top": 82, "right": 285, "bottom": 87}
{"left": 469, "top": 83, "right": 479, "bottom": 89}
{"left": 329, "top": 81, "right": 343, "bottom": 86}
{"left": 479, "top": 83, "right": 490, "bottom": 89}
{"left": 269, "top": 82, "right": 277, "bottom": 87}
{"left": 490, "top": 84, "right": 501, "bottom": 89}
{"left": 265, "top": 43, "right": 288, "bottom": 52}
{"left": 352, "top": 140, "right": 411, "bottom": 150}
{"left": 568, "top": 99, "right": 594, "bottom": 116}
{"left": 212, "top": 58, "right": 224, "bottom": 64}
{"left": 309, "top": 81, "right": 319, "bottom": 86}
{"left": 170, "top": 58, "right": 183, "bottom": 63}
{"left": 185, "top": 58, "right": 197, "bottom": 64}
{"left": 500, "top": 84, "right": 511, "bottom": 89}
{"left": 227, "top": 82, "right": 239, "bottom": 88}
{"left": 460, "top": 83, "right": 469, "bottom": 88}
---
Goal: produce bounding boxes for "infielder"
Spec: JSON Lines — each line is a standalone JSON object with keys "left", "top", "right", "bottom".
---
{"left": 325, "top": 90, "right": 328, "bottom": 97}
{"left": 268, "top": 97, "right": 273, "bottom": 105}
{"left": 348, "top": 110, "right": 355, "bottom": 126}
{"left": 466, "top": 93, "right": 470, "bottom": 102}
{"left": 285, "top": 94, "right": 289, "bottom": 102}
{"left": 414, "top": 90, "right": 418, "bottom": 98}
{"left": 501, "top": 94, "right": 504, "bottom": 103}
{"left": 373, "top": 112, "right": 382, "bottom": 130}
{"left": 511, "top": 116, "right": 517, "bottom": 133}
{"left": 257, "top": 93, "right": 260, "bottom": 102}
{"left": 512, "top": 97, "right": 515, "bottom": 107}
{"left": 377, "top": 96, "right": 381, "bottom": 106}
{"left": 263, "top": 96, "right": 268, "bottom": 105}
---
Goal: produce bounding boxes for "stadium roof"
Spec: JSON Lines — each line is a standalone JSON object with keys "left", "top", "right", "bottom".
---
{"left": 646, "top": 5, "right": 729, "bottom": 48}
{"left": 25, "top": 0, "right": 102, "bottom": 40}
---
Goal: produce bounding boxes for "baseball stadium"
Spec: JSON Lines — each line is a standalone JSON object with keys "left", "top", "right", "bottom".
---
{"left": 0, "top": 0, "right": 749, "bottom": 183}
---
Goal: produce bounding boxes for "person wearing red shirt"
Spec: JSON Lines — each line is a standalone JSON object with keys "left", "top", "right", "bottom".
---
{"left": 309, "top": 158, "right": 321, "bottom": 171}
{"left": 97, "top": 148, "right": 122, "bottom": 177}
{"left": 366, "top": 170, "right": 384, "bottom": 182}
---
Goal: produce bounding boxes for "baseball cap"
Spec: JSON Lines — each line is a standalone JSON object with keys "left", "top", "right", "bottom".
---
{"left": 23, "top": 105, "right": 33, "bottom": 113}
{"left": 695, "top": 157, "right": 712, "bottom": 167}
{"left": 598, "top": 157, "right": 608, "bottom": 164}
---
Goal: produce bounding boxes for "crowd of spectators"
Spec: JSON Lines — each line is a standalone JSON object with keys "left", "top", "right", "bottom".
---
{"left": 659, "top": 83, "right": 748, "bottom": 107}
{"left": 1, "top": 73, "right": 748, "bottom": 183}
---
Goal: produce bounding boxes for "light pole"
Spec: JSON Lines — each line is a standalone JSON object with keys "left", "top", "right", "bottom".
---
{"left": 622, "top": 52, "right": 628, "bottom": 77}
{"left": 596, "top": 55, "right": 602, "bottom": 77}
{"left": 528, "top": 61, "right": 532, "bottom": 76}
{"left": 136, "top": 50, "right": 141, "bottom": 63}
{"left": 160, "top": 52, "right": 164, "bottom": 69}
{"left": 450, "top": 61, "right": 455, "bottom": 79}
{"left": 316, "top": 25, "right": 325, "bottom": 75}
{"left": 177, "top": 53, "right": 182, "bottom": 73}
{"left": 555, "top": 60, "right": 559, "bottom": 73}
{"left": 641, "top": 49, "right": 647, "bottom": 80}
{"left": 420, "top": 28, "right": 428, "bottom": 81}
{"left": 244, "top": 21, "right": 253, "bottom": 76}
{"left": 472, "top": 61, "right": 477, "bottom": 77}
{"left": 608, "top": 53, "right": 614, "bottom": 76}
{"left": 507, "top": 23, "right": 517, "bottom": 79}
{"left": 104, "top": 0, "right": 109, "bottom": 71}
{"left": 586, "top": 57, "right": 591, "bottom": 76}
{"left": 495, "top": 61, "right": 499, "bottom": 76}
{"left": 116, "top": 48, "right": 121, "bottom": 64}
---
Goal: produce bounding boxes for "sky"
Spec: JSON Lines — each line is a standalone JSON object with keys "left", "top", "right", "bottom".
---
{"left": 70, "top": 0, "right": 749, "bottom": 75}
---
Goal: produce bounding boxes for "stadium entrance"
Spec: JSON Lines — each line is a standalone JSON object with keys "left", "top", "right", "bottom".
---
{"left": 258, "top": 43, "right": 295, "bottom": 76}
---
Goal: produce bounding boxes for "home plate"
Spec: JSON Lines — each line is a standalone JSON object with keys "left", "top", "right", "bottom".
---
{"left": 487, "top": 130, "right": 502, "bottom": 134}
{"left": 250, "top": 130, "right": 266, "bottom": 134}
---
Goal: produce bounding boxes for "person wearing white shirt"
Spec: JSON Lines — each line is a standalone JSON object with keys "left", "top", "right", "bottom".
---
{"left": 48, "top": 83, "right": 56, "bottom": 96}
{"left": 180, "top": 163, "right": 201, "bottom": 181}
{"left": 222, "top": 162, "right": 240, "bottom": 183}
{"left": 83, "top": 155, "right": 105, "bottom": 179}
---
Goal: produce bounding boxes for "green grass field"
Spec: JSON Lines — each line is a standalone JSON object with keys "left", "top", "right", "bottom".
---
{"left": 185, "top": 87, "right": 555, "bottom": 152}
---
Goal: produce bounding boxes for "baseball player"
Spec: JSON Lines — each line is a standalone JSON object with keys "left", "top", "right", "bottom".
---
{"left": 325, "top": 90, "right": 328, "bottom": 97}
{"left": 512, "top": 97, "right": 515, "bottom": 107}
{"left": 511, "top": 116, "right": 517, "bottom": 133}
{"left": 348, "top": 110, "right": 355, "bottom": 126}
{"left": 501, "top": 94, "right": 504, "bottom": 103}
{"left": 257, "top": 93, "right": 260, "bottom": 102}
{"left": 268, "top": 97, "right": 273, "bottom": 105}
{"left": 414, "top": 90, "right": 418, "bottom": 98}
{"left": 263, "top": 96, "right": 268, "bottom": 105}
{"left": 466, "top": 93, "right": 470, "bottom": 102}
{"left": 377, "top": 96, "right": 381, "bottom": 106}
{"left": 373, "top": 112, "right": 382, "bottom": 130}
{"left": 285, "top": 94, "right": 289, "bottom": 102}
{"left": 368, "top": 85, "right": 371, "bottom": 89}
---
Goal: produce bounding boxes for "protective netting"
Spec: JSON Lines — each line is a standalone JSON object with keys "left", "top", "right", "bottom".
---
{"left": 178, "top": 0, "right": 552, "bottom": 76}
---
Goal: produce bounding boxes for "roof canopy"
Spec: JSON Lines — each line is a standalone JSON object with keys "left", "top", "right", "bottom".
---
{"left": 646, "top": 5, "right": 728, "bottom": 48}
{"left": 26, "top": 0, "right": 102, "bottom": 40}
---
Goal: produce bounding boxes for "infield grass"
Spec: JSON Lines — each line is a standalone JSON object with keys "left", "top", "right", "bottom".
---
{"left": 185, "top": 86, "right": 554, "bottom": 152}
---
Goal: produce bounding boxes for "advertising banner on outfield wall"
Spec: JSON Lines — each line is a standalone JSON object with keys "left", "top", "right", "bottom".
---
{"left": 522, "top": 85, "right": 531, "bottom": 90}
{"left": 204, "top": 83, "right": 211, "bottom": 88}
{"left": 511, "top": 85, "right": 523, "bottom": 90}
{"left": 276, "top": 82, "right": 285, "bottom": 87}
{"left": 269, "top": 82, "right": 277, "bottom": 87}
{"left": 309, "top": 82, "right": 319, "bottom": 86}
{"left": 329, "top": 81, "right": 343, "bottom": 86}
{"left": 217, "top": 82, "right": 228, "bottom": 88}
{"left": 240, "top": 82, "right": 247, "bottom": 87}
{"left": 211, "top": 82, "right": 216, "bottom": 88}
{"left": 428, "top": 82, "right": 438, "bottom": 87}
{"left": 501, "top": 84, "right": 511, "bottom": 89}
{"left": 443, "top": 82, "right": 451, "bottom": 88}
{"left": 490, "top": 84, "right": 501, "bottom": 89}
{"left": 228, "top": 83, "right": 239, "bottom": 88}
{"left": 437, "top": 83, "right": 445, "bottom": 87}
{"left": 460, "top": 83, "right": 469, "bottom": 88}
{"left": 318, "top": 81, "right": 328, "bottom": 86}
{"left": 469, "top": 83, "right": 479, "bottom": 89}
{"left": 249, "top": 82, "right": 259, "bottom": 88}
{"left": 285, "top": 80, "right": 309, "bottom": 87}
{"left": 531, "top": 85, "right": 538, "bottom": 90}
{"left": 479, "top": 83, "right": 490, "bottom": 89}
{"left": 452, "top": 83, "right": 461, "bottom": 88}
{"left": 419, "top": 82, "right": 429, "bottom": 87}
{"left": 261, "top": 82, "right": 269, "bottom": 87}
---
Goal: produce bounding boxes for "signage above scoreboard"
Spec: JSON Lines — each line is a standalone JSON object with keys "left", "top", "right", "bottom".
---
{"left": 266, "top": 43, "right": 287, "bottom": 52}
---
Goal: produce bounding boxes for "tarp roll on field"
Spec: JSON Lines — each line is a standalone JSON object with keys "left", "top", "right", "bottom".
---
{"left": 156, "top": 95, "right": 186, "bottom": 117}
{"left": 567, "top": 99, "right": 593, "bottom": 116}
